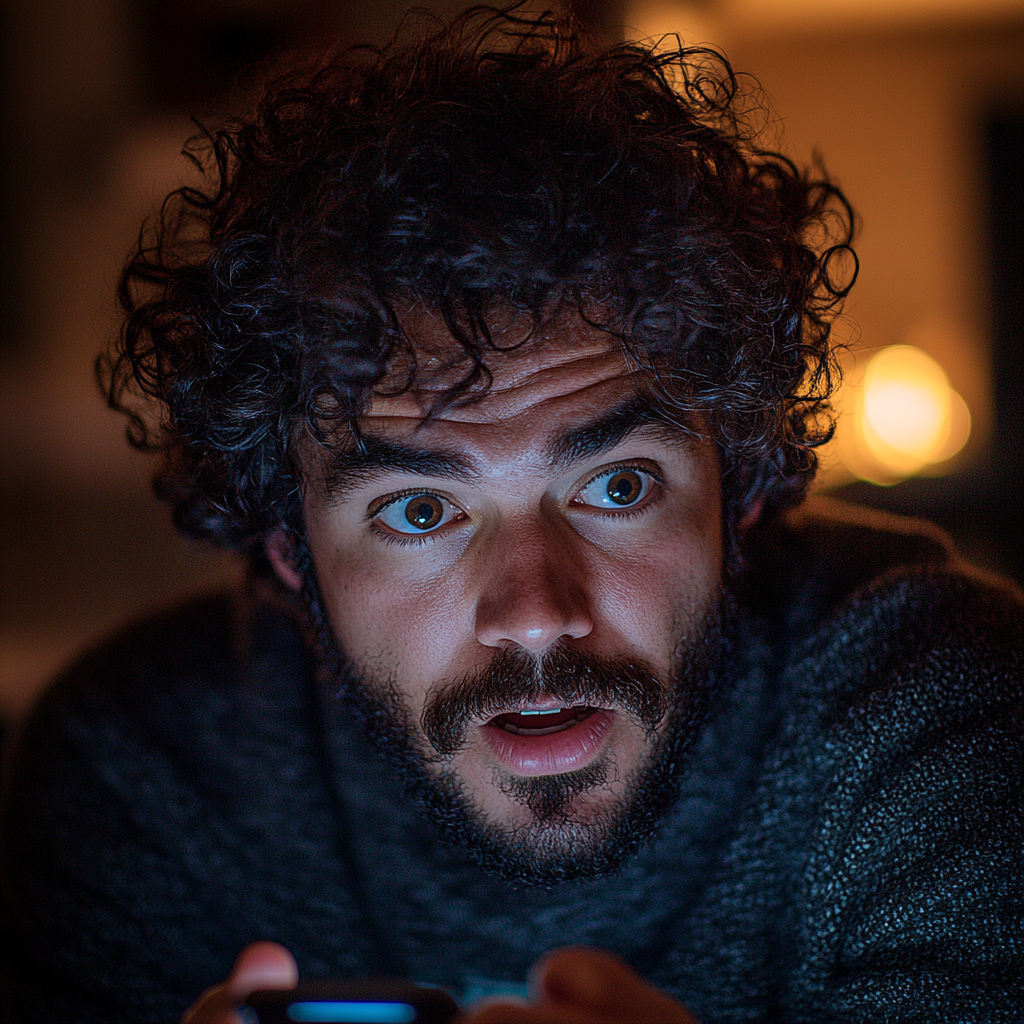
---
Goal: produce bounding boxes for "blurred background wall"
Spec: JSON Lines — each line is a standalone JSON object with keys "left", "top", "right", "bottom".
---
{"left": 2, "top": 0, "right": 1022, "bottom": 728}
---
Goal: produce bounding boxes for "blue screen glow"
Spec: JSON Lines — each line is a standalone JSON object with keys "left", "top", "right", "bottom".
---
{"left": 286, "top": 1001, "right": 417, "bottom": 1023}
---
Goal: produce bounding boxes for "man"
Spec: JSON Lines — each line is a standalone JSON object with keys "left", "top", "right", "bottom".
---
{"left": 2, "top": 6, "right": 1020, "bottom": 1023}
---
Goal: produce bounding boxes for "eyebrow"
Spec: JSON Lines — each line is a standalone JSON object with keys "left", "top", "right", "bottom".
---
{"left": 321, "top": 397, "right": 688, "bottom": 502}
{"left": 545, "top": 397, "right": 687, "bottom": 470}
{"left": 322, "top": 434, "right": 479, "bottom": 502}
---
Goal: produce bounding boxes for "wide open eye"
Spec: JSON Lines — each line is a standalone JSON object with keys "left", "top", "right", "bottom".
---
{"left": 375, "top": 493, "right": 463, "bottom": 534}
{"left": 575, "top": 467, "right": 653, "bottom": 510}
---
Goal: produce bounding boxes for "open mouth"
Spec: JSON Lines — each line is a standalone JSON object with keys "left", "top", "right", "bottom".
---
{"left": 489, "top": 706, "right": 600, "bottom": 736}
{"left": 480, "top": 704, "right": 615, "bottom": 776}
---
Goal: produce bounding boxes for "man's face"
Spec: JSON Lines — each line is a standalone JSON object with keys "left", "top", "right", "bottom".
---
{"left": 294, "top": 310, "right": 725, "bottom": 878}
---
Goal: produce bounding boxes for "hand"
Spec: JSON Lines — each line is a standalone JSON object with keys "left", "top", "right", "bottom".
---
{"left": 466, "top": 947, "right": 700, "bottom": 1024}
{"left": 181, "top": 941, "right": 298, "bottom": 1024}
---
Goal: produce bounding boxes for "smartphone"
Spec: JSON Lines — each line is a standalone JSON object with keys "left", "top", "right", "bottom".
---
{"left": 244, "top": 979, "right": 460, "bottom": 1024}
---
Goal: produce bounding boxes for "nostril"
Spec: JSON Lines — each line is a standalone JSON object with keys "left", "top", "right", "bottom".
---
{"left": 472, "top": 540, "right": 594, "bottom": 651}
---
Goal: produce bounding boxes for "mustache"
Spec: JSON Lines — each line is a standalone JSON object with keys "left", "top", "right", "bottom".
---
{"left": 421, "top": 643, "right": 670, "bottom": 757}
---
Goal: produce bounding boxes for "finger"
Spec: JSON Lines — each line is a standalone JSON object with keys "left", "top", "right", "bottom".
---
{"left": 181, "top": 943, "right": 298, "bottom": 1024}
{"left": 530, "top": 947, "right": 699, "bottom": 1024}
{"left": 225, "top": 941, "right": 299, "bottom": 1001}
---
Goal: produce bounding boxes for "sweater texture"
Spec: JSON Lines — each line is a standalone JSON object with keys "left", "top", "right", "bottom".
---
{"left": 2, "top": 499, "right": 1021, "bottom": 1022}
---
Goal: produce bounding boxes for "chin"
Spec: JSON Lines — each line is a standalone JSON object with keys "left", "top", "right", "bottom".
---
{"left": 427, "top": 741, "right": 671, "bottom": 886}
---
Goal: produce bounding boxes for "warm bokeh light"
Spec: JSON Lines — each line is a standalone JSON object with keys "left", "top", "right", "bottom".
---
{"left": 626, "top": 0, "right": 1024, "bottom": 38}
{"left": 839, "top": 345, "right": 971, "bottom": 485}
{"left": 862, "top": 346, "right": 953, "bottom": 469}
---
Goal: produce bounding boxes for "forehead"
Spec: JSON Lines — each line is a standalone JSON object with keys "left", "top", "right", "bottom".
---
{"left": 304, "top": 307, "right": 715, "bottom": 506}
{"left": 368, "top": 307, "right": 642, "bottom": 428}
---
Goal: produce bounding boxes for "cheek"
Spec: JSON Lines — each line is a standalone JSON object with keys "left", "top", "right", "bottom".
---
{"left": 306, "top": 526, "right": 477, "bottom": 690}
{"left": 591, "top": 539, "right": 718, "bottom": 644}
{"left": 586, "top": 506, "right": 722, "bottom": 663}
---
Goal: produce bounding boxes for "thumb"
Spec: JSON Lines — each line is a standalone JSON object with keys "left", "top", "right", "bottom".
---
{"left": 227, "top": 941, "right": 299, "bottom": 1000}
{"left": 182, "top": 942, "right": 298, "bottom": 1024}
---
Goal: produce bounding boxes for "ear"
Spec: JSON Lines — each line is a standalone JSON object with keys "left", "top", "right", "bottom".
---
{"left": 265, "top": 528, "right": 303, "bottom": 592}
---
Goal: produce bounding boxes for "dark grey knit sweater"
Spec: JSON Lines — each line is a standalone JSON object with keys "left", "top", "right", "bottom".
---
{"left": 2, "top": 500, "right": 1022, "bottom": 1023}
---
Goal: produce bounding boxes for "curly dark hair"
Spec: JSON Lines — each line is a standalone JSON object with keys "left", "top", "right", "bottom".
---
{"left": 103, "top": 3, "right": 856, "bottom": 560}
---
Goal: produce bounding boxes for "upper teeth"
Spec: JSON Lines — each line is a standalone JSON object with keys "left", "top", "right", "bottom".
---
{"left": 519, "top": 708, "right": 563, "bottom": 716}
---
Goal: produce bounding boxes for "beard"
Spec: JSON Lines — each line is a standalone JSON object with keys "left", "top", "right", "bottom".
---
{"left": 300, "top": 566, "right": 732, "bottom": 887}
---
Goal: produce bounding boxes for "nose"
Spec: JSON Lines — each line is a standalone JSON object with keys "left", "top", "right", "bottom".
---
{"left": 473, "top": 515, "right": 594, "bottom": 653}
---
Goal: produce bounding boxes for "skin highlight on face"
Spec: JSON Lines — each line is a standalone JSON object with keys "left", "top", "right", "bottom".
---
{"left": 272, "top": 310, "right": 729, "bottom": 880}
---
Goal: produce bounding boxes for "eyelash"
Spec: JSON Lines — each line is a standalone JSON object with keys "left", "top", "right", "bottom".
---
{"left": 375, "top": 531, "right": 440, "bottom": 549}
{"left": 573, "top": 461, "right": 664, "bottom": 517}
{"left": 366, "top": 489, "right": 461, "bottom": 547}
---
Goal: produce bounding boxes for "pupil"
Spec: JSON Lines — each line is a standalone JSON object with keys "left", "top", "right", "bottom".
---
{"left": 608, "top": 471, "right": 640, "bottom": 505}
{"left": 405, "top": 496, "right": 443, "bottom": 529}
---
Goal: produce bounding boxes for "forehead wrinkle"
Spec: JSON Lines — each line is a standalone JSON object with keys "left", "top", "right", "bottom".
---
{"left": 374, "top": 343, "right": 635, "bottom": 425}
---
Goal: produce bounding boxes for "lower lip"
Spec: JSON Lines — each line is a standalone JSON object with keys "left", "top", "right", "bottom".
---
{"left": 479, "top": 710, "right": 615, "bottom": 776}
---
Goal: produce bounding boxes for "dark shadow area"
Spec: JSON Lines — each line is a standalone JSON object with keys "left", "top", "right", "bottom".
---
{"left": 1, "top": 487, "right": 240, "bottom": 638}
{"left": 135, "top": 0, "right": 352, "bottom": 111}
{"left": 833, "top": 473, "right": 1020, "bottom": 586}
{"left": 0, "top": 485, "right": 241, "bottom": 721}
